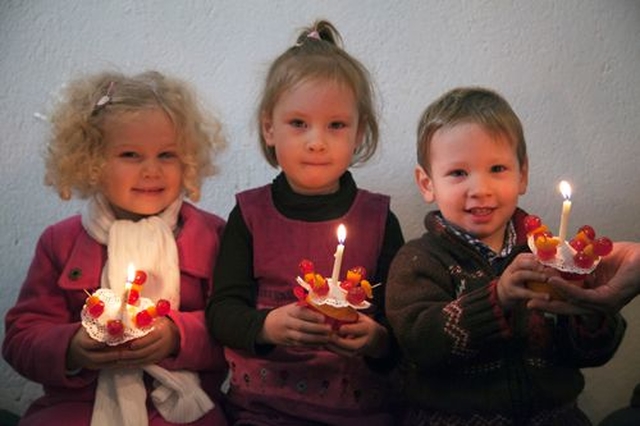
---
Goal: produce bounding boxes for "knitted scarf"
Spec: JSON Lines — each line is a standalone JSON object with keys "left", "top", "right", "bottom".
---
{"left": 82, "top": 194, "right": 214, "bottom": 425}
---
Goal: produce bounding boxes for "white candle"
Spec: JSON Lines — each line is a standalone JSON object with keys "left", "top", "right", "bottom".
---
{"left": 330, "top": 224, "right": 347, "bottom": 284}
{"left": 557, "top": 180, "right": 572, "bottom": 242}
{"left": 120, "top": 263, "right": 135, "bottom": 318}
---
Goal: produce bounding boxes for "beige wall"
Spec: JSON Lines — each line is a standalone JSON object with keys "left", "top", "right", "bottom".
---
{"left": 1, "top": 1, "right": 639, "bottom": 423}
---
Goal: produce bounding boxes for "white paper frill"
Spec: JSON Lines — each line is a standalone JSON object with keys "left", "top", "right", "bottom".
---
{"left": 296, "top": 276, "right": 371, "bottom": 310}
{"left": 527, "top": 235, "right": 600, "bottom": 275}
{"left": 81, "top": 288, "right": 156, "bottom": 346}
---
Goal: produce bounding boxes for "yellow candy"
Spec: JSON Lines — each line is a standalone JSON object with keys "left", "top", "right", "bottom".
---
{"left": 360, "top": 280, "right": 373, "bottom": 299}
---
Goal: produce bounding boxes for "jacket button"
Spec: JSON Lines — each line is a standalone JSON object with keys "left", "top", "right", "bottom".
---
{"left": 69, "top": 268, "right": 82, "bottom": 280}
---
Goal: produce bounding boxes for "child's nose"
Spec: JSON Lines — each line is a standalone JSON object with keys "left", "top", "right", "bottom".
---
{"left": 469, "top": 174, "right": 492, "bottom": 197}
{"left": 142, "top": 159, "right": 161, "bottom": 177}
{"left": 306, "top": 130, "right": 327, "bottom": 152}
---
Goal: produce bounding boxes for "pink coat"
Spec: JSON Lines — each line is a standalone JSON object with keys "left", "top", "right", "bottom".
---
{"left": 3, "top": 203, "right": 228, "bottom": 425}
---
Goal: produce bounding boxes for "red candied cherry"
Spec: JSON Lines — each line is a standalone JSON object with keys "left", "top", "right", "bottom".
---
{"left": 346, "top": 286, "right": 366, "bottom": 305}
{"left": 293, "top": 286, "right": 307, "bottom": 304}
{"left": 133, "top": 270, "right": 147, "bottom": 285}
{"left": 569, "top": 237, "right": 588, "bottom": 252}
{"left": 524, "top": 215, "right": 542, "bottom": 234}
{"left": 135, "top": 309, "right": 154, "bottom": 328}
{"left": 155, "top": 299, "right": 171, "bottom": 317}
{"left": 592, "top": 237, "right": 613, "bottom": 257}
{"left": 573, "top": 251, "right": 595, "bottom": 269}
{"left": 340, "top": 280, "right": 355, "bottom": 291}
{"left": 86, "top": 296, "right": 105, "bottom": 318}
{"left": 106, "top": 319, "right": 124, "bottom": 336}
{"left": 577, "top": 225, "right": 596, "bottom": 241}
{"left": 299, "top": 259, "right": 315, "bottom": 275}
{"left": 127, "top": 288, "right": 140, "bottom": 305}
{"left": 536, "top": 249, "right": 557, "bottom": 261}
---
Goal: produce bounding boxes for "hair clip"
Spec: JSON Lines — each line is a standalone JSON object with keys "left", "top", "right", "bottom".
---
{"left": 93, "top": 81, "right": 115, "bottom": 114}
{"left": 295, "top": 29, "right": 321, "bottom": 47}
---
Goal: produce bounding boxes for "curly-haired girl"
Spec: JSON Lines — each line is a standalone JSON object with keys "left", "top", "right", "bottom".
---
{"left": 3, "top": 70, "right": 229, "bottom": 426}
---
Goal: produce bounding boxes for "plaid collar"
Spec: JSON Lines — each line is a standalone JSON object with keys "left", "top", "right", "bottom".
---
{"left": 435, "top": 212, "right": 516, "bottom": 264}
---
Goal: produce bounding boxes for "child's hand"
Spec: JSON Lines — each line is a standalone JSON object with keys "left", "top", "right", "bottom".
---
{"left": 497, "top": 253, "right": 552, "bottom": 310}
{"left": 258, "top": 302, "right": 332, "bottom": 347}
{"left": 118, "top": 316, "right": 180, "bottom": 367}
{"left": 66, "top": 327, "right": 120, "bottom": 371}
{"left": 325, "top": 314, "right": 389, "bottom": 358}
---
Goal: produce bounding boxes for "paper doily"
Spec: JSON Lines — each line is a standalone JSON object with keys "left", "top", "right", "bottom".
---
{"left": 81, "top": 288, "right": 155, "bottom": 346}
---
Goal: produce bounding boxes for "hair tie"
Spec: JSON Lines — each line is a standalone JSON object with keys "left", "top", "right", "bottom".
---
{"left": 307, "top": 30, "right": 320, "bottom": 40}
{"left": 93, "top": 81, "right": 115, "bottom": 115}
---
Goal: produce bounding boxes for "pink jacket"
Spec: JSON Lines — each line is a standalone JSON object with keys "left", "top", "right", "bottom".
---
{"left": 3, "top": 202, "right": 228, "bottom": 425}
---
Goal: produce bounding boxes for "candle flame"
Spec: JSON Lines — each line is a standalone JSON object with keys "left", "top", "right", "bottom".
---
{"left": 559, "top": 180, "right": 572, "bottom": 200}
{"left": 337, "top": 224, "right": 346, "bottom": 244}
{"left": 127, "top": 263, "right": 135, "bottom": 283}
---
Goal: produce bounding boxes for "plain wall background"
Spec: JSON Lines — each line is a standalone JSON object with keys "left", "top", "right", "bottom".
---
{"left": 1, "top": 1, "right": 638, "bottom": 423}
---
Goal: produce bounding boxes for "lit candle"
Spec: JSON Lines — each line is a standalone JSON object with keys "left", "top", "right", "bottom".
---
{"left": 331, "top": 224, "right": 347, "bottom": 284}
{"left": 120, "top": 263, "right": 135, "bottom": 318}
{"left": 558, "top": 180, "right": 572, "bottom": 242}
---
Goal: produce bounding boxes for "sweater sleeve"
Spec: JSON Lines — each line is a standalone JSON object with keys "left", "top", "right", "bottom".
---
{"left": 553, "top": 312, "right": 626, "bottom": 367}
{"left": 386, "top": 239, "right": 510, "bottom": 372}
{"left": 205, "top": 205, "right": 270, "bottom": 354}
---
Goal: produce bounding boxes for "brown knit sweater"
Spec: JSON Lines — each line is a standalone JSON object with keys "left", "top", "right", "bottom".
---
{"left": 386, "top": 208, "right": 626, "bottom": 422}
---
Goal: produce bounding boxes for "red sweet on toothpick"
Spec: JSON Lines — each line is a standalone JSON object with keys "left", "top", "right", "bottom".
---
{"left": 106, "top": 319, "right": 124, "bottom": 337}
{"left": 84, "top": 292, "right": 105, "bottom": 318}
{"left": 524, "top": 214, "right": 613, "bottom": 300}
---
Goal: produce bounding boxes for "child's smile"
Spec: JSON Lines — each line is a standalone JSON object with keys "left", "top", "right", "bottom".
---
{"left": 416, "top": 122, "right": 528, "bottom": 252}
{"left": 100, "top": 109, "right": 183, "bottom": 219}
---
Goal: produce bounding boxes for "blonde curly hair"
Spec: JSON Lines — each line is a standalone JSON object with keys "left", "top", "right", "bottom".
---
{"left": 45, "top": 70, "right": 225, "bottom": 201}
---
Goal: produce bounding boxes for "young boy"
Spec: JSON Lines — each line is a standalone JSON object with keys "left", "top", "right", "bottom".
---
{"left": 386, "top": 87, "right": 626, "bottom": 425}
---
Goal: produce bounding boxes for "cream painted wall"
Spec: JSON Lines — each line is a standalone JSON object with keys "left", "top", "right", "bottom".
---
{"left": 1, "top": 1, "right": 638, "bottom": 423}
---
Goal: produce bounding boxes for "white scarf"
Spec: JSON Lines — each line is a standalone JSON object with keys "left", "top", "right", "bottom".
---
{"left": 82, "top": 194, "right": 214, "bottom": 425}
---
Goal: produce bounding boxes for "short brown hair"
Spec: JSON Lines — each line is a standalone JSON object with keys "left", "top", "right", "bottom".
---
{"left": 416, "top": 86, "right": 527, "bottom": 173}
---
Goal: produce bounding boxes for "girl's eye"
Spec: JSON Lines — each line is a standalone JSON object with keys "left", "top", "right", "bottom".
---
{"left": 449, "top": 169, "right": 467, "bottom": 178}
{"left": 491, "top": 165, "right": 507, "bottom": 173}
{"left": 329, "top": 121, "right": 346, "bottom": 130}
{"left": 119, "top": 151, "right": 139, "bottom": 159}
{"left": 289, "top": 119, "right": 306, "bottom": 128}
{"left": 159, "top": 151, "right": 178, "bottom": 160}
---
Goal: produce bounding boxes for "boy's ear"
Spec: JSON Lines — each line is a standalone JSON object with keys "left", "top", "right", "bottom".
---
{"left": 261, "top": 115, "right": 275, "bottom": 146}
{"left": 415, "top": 165, "right": 436, "bottom": 204}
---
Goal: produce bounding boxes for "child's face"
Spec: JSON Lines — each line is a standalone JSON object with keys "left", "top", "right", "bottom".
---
{"left": 261, "top": 79, "right": 362, "bottom": 195}
{"left": 99, "top": 108, "right": 183, "bottom": 220}
{"left": 415, "top": 122, "right": 528, "bottom": 252}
